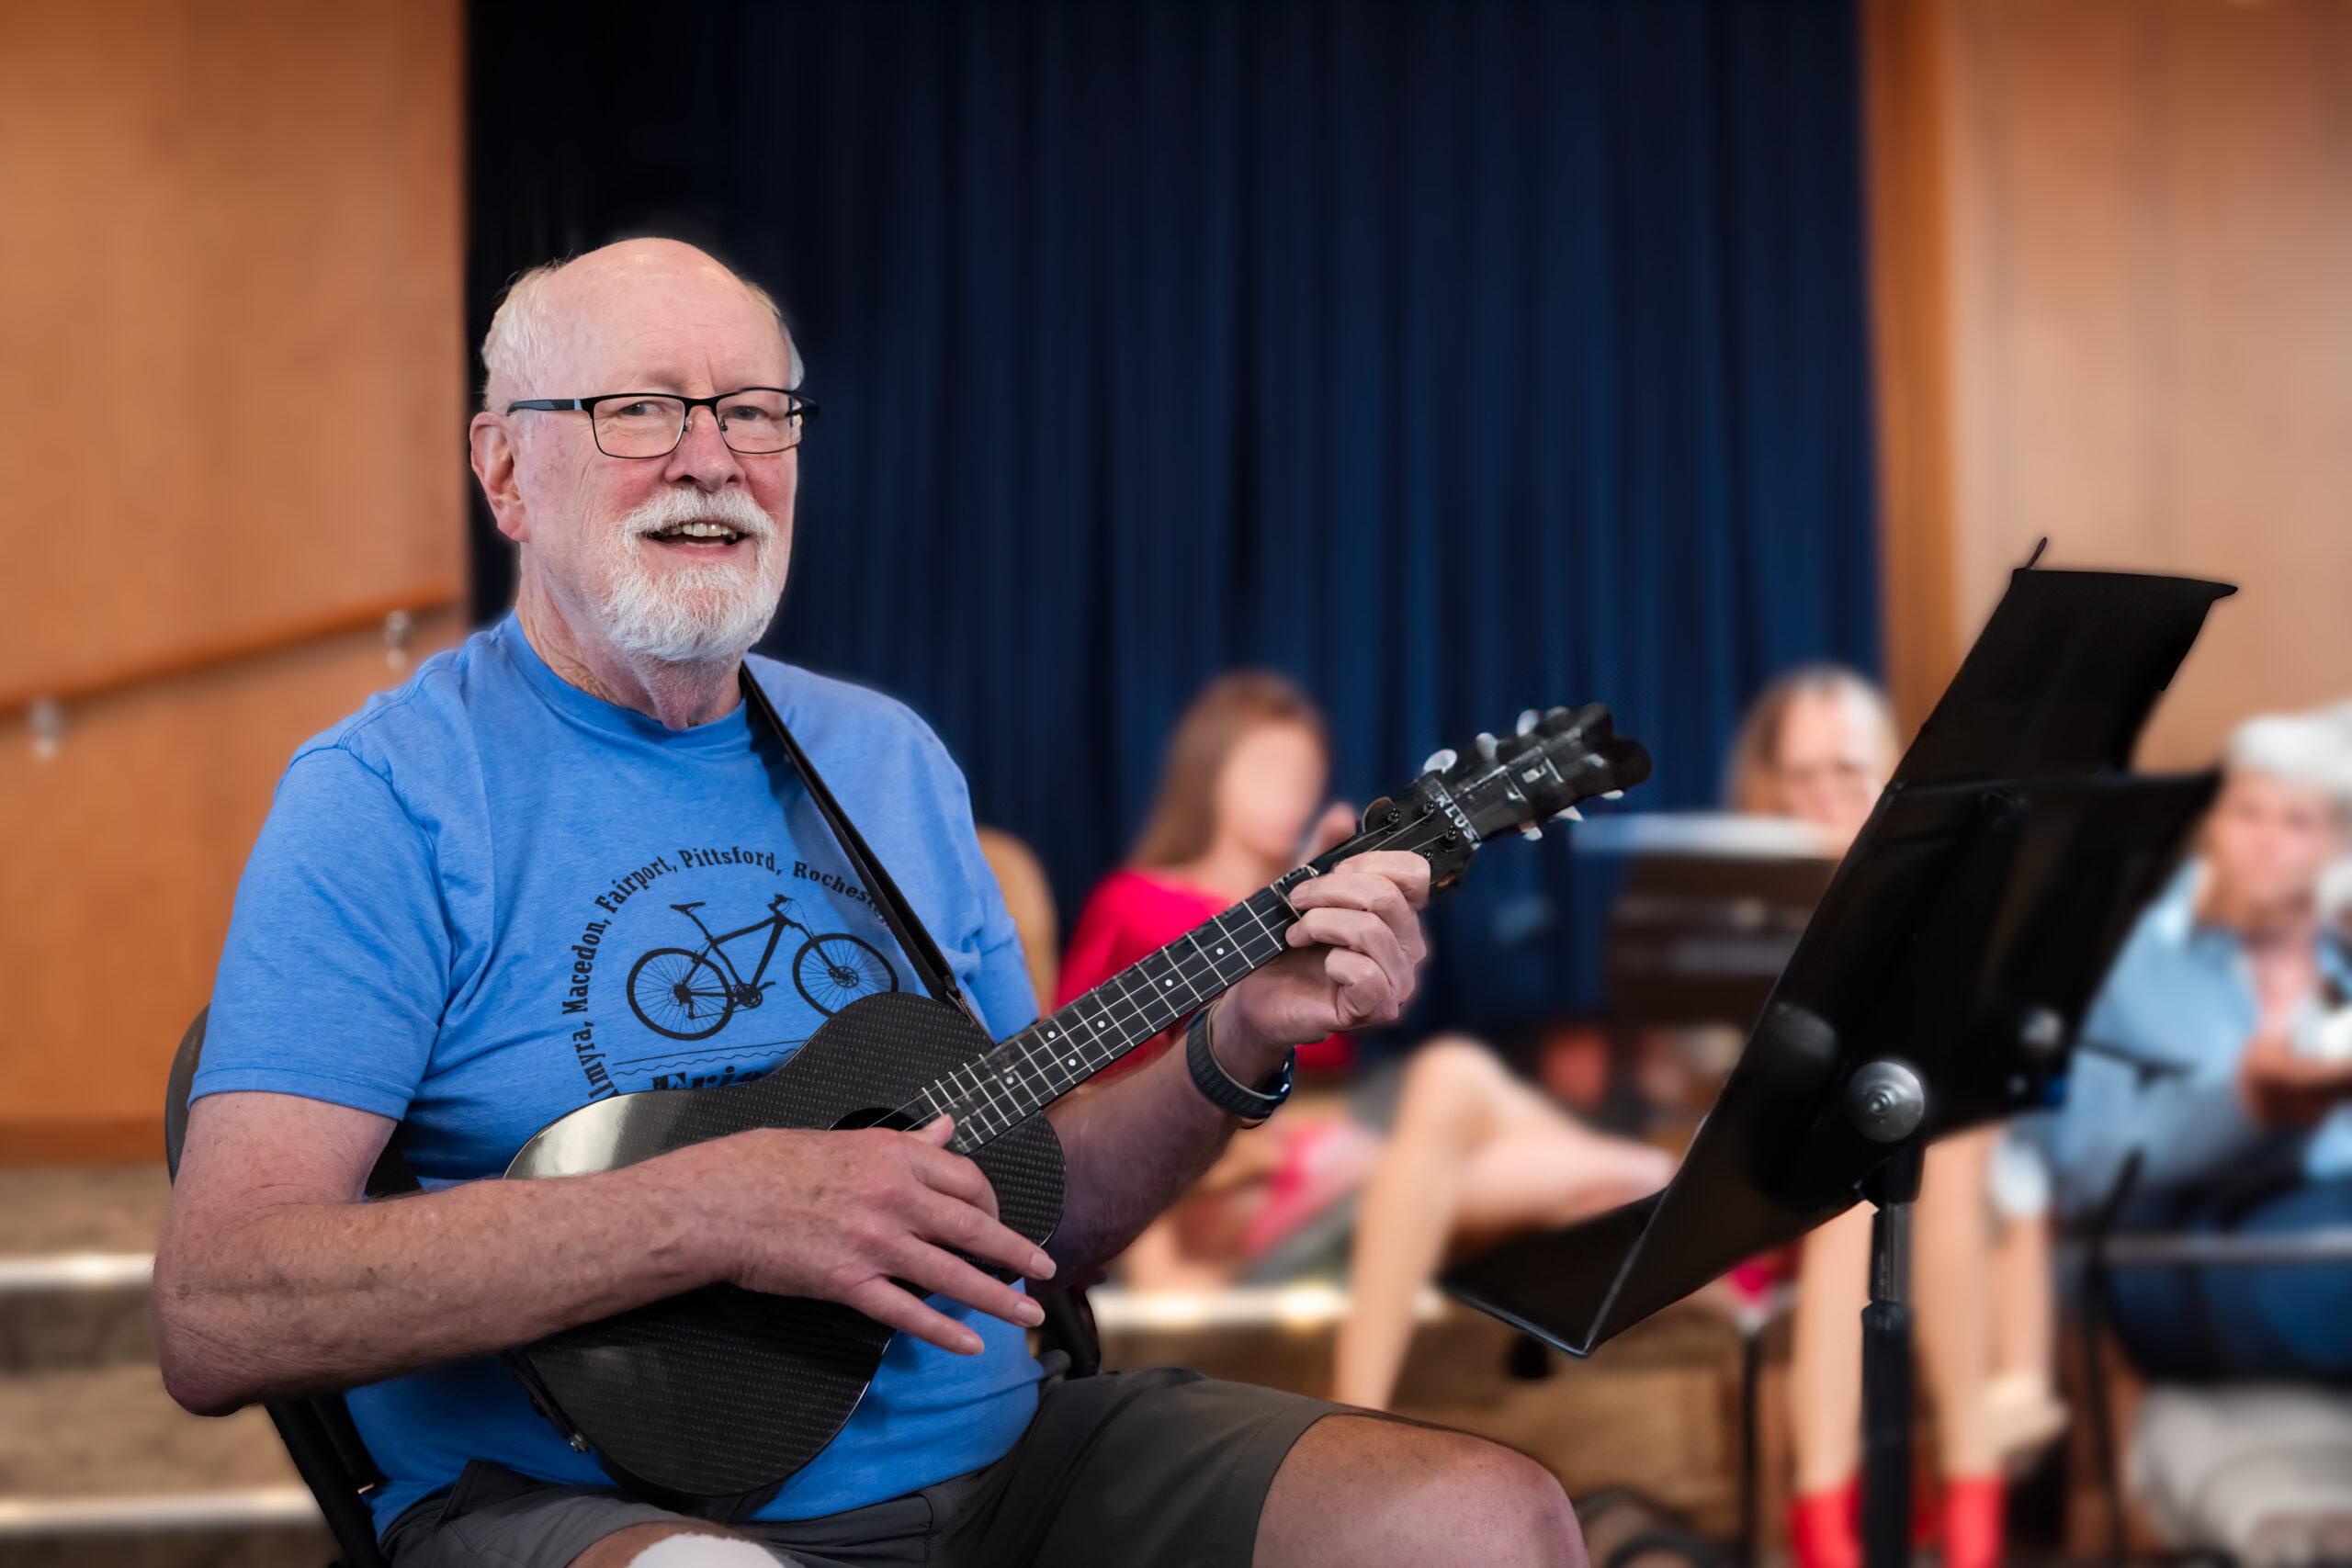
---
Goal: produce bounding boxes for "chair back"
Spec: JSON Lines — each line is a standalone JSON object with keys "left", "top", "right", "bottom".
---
{"left": 164, "top": 1007, "right": 396, "bottom": 1568}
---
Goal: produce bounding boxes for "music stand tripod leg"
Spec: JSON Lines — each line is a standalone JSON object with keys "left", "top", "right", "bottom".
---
{"left": 1843, "top": 1056, "right": 1931, "bottom": 1568}
{"left": 1860, "top": 1141, "right": 1925, "bottom": 1568}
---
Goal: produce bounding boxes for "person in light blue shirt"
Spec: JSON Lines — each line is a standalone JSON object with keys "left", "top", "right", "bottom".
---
{"left": 2052, "top": 711, "right": 2352, "bottom": 1380}
{"left": 153, "top": 238, "right": 1580, "bottom": 1568}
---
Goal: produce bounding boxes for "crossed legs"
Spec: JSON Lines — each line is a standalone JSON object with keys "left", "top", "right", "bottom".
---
{"left": 1333, "top": 1036, "right": 1677, "bottom": 1410}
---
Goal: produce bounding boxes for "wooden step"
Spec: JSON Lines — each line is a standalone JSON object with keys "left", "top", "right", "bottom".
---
{"left": 0, "top": 1166, "right": 170, "bottom": 1377}
{"left": 0, "top": 1362, "right": 331, "bottom": 1564}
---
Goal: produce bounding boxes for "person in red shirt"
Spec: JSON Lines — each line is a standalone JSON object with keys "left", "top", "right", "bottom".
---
{"left": 1058, "top": 672, "right": 1673, "bottom": 1399}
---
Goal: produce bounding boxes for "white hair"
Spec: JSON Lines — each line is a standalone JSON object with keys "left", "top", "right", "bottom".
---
{"left": 2228, "top": 709, "right": 2352, "bottom": 813}
{"left": 480, "top": 254, "right": 806, "bottom": 412}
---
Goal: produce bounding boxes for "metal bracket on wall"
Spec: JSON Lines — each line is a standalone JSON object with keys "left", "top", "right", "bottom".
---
{"left": 28, "top": 695, "right": 63, "bottom": 761}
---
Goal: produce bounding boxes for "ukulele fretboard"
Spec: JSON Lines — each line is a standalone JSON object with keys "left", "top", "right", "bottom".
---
{"left": 920, "top": 879, "right": 1306, "bottom": 1150}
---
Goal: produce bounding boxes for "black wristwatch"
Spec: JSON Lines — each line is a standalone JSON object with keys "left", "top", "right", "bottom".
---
{"left": 1184, "top": 1003, "right": 1294, "bottom": 1126}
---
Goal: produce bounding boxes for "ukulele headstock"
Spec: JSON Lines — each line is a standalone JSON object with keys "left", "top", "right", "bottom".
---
{"left": 1308, "top": 704, "right": 1652, "bottom": 891}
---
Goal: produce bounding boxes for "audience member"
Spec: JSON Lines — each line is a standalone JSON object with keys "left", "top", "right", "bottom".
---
{"left": 1054, "top": 673, "right": 1672, "bottom": 1409}
{"left": 1745, "top": 668, "right": 2052, "bottom": 1568}
{"left": 2053, "top": 708, "right": 2352, "bottom": 1378}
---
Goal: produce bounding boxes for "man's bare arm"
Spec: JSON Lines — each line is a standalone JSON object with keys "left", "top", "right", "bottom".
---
{"left": 1041, "top": 1004, "right": 1248, "bottom": 1278}
{"left": 155, "top": 1090, "right": 1051, "bottom": 1416}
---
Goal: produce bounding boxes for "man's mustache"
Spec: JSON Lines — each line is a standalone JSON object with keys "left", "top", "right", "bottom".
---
{"left": 619, "top": 491, "right": 778, "bottom": 540}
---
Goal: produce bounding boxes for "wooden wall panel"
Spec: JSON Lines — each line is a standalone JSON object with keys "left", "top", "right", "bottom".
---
{"left": 0, "top": 0, "right": 465, "bottom": 1162}
{"left": 1865, "top": 0, "right": 1966, "bottom": 738}
{"left": 0, "top": 614, "right": 464, "bottom": 1164}
{"left": 1868, "top": 0, "right": 2352, "bottom": 762}
{"left": 0, "top": 0, "right": 465, "bottom": 699}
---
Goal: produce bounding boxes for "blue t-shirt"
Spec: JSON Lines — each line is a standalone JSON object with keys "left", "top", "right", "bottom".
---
{"left": 193, "top": 615, "right": 1045, "bottom": 1532}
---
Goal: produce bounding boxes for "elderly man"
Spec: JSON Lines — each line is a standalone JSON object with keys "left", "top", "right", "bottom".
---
{"left": 153, "top": 240, "right": 1583, "bottom": 1568}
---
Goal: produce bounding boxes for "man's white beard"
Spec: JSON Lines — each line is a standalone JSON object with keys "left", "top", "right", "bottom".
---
{"left": 591, "top": 488, "right": 788, "bottom": 664}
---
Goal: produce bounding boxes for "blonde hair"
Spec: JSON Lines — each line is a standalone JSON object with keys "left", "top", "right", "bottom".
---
{"left": 1723, "top": 663, "right": 1898, "bottom": 814}
{"left": 976, "top": 826, "right": 1059, "bottom": 1010}
{"left": 479, "top": 250, "right": 805, "bottom": 412}
{"left": 1129, "top": 673, "right": 1329, "bottom": 869}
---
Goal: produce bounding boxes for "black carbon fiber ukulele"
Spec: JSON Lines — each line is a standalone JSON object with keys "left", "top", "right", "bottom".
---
{"left": 501, "top": 685, "right": 1649, "bottom": 1511}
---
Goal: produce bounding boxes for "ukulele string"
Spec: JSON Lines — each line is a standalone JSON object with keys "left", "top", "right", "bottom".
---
{"left": 893, "top": 729, "right": 1605, "bottom": 1144}
{"left": 886, "top": 801, "right": 1448, "bottom": 1143}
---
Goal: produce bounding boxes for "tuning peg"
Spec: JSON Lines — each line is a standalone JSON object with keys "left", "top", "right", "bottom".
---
{"left": 1516, "top": 708, "right": 1540, "bottom": 737}
{"left": 1421, "top": 747, "right": 1457, "bottom": 774}
{"left": 1542, "top": 705, "right": 1576, "bottom": 734}
{"left": 1555, "top": 804, "right": 1584, "bottom": 822}
{"left": 1600, "top": 790, "right": 1623, "bottom": 801}
{"left": 1476, "top": 732, "right": 1498, "bottom": 763}
{"left": 1520, "top": 822, "right": 1544, "bottom": 840}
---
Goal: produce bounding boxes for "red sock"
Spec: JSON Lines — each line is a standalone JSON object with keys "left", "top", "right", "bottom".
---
{"left": 1939, "top": 1474, "right": 2005, "bottom": 1568}
{"left": 1790, "top": 1479, "right": 1861, "bottom": 1568}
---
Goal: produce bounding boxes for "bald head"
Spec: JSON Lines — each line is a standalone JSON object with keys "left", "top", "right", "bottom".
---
{"left": 467, "top": 238, "right": 807, "bottom": 698}
{"left": 480, "top": 239, "right": 802, "bottom": 412}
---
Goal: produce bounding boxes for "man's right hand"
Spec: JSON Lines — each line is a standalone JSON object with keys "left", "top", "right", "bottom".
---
{"left": 682, "top": 1118, "right": 1054, "bottom": 1355}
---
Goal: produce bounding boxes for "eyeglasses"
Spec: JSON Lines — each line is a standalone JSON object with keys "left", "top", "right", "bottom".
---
{"left": 504, "top": 388, "right": 820, "bottom": 458}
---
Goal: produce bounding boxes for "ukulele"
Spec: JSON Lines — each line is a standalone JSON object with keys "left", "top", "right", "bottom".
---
{"left": 502, "top": 702, "right": 1651, "bottom": 1506}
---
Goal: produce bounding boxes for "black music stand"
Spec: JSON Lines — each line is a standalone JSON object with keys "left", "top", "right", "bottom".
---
{"left": 1445, "top": 564, "right": 2236, "bottom": 1568}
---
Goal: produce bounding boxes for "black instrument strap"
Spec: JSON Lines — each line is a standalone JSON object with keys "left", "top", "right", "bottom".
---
{"left": 737, "top": 664, "right": 969, "bottom": 1015}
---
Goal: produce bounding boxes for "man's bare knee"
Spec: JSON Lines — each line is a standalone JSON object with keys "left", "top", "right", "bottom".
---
{"left": 569, "top": 1522, "right": 786, "bottom": 1568}
{"left": 1410, "top": 1034, "right": 1498, "bottom": 1086}
{"left": 1453, "top": 1440, "right": 1584, "bottom": 1568}
{"left": 1259, "top": 1416, "right": 1584, "bottom": 1568}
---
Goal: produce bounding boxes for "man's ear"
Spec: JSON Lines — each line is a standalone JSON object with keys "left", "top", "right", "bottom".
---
{"left": 469, "top": 412, "right": 529, "bottom": 544}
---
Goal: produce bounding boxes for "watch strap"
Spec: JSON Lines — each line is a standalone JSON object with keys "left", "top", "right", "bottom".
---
{"left": 1184, "top": 1006, "right": 1293, "bottom": 1125}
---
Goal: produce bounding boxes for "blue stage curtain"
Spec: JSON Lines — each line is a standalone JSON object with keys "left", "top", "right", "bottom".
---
{"left": 469, "top": 0, "right": 1881, "bottom": 1039}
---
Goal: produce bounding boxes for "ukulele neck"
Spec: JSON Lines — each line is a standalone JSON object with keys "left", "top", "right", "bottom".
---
{"left": 920, "top": 872, "right": 1314, "bottom": 1153}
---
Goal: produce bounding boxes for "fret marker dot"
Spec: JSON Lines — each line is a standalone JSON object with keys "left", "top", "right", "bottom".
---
{"left": 1163, "top": 979, "right": 1173, "bottom": 988}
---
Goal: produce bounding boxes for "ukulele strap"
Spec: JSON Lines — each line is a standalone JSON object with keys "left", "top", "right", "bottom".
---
{"left": 738, "top": 664, "right": 975, "bottom": 1021}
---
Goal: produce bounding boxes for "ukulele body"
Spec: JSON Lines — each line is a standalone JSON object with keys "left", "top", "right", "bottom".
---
{"left": 503, "top": 990, "right": 1066, "bottom": 1507}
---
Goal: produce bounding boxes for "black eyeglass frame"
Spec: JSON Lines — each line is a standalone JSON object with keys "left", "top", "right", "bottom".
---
{"left": 503, "top": 387, "right": 820, "bottom": 458}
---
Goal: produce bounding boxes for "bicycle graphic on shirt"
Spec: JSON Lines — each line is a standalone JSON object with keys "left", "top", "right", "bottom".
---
{"left": 625, "top": 893, "right": 899, "bottom": 1041}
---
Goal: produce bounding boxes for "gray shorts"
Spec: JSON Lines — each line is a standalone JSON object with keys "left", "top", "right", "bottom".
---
{"left": 380, "top": 1365, "right": 1348, "bottom": 1568}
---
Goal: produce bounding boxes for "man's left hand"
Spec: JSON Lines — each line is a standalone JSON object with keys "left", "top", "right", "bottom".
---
{"left": 1212, "top": 804, "right": 1432, "bottom": 1083}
